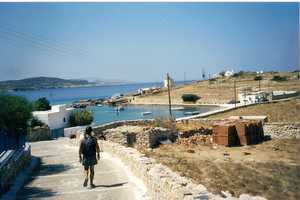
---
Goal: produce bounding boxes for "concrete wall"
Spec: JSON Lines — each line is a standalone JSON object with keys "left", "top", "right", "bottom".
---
{"left": 0, "top": 144, "right": 31, "bottom": 196}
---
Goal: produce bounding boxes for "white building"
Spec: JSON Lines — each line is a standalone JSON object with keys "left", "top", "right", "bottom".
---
{"left": 164, "top": 77, "right": 174, "bottom": 88}
{"left": 33, "top": 104, "right": 74, "bottom": 130}
{"left": 238, "top": 91, "right": 268, "bottom": 104}
{"left": 224, "top": 70, "right": 234, "bottom": 77}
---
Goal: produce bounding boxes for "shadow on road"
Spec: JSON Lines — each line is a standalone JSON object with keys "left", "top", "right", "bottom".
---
{"left": 95, "top": 182, "right": 128, "bottom": 188}
{"left": 37, "top": 163, "right": 73, "bottom": 176}
{"left": 17, "top": 187, "right": 57, "bottom": 199}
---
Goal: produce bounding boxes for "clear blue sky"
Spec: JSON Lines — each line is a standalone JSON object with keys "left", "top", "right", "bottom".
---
{"left": 0, "top": 2, "right": 298, "bottom": 82}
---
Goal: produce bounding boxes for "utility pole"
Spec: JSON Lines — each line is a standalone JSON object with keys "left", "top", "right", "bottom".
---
{"left": 234, "top": 79, "right": 237, "bottom": 108}
{"left": 167, "top": 73, "right": 172, "bottom": 119}
{"left": 258, "top": 79, "right": 261, "bottom": 91}
{"left": 184, "top": 72, "right": 186, "bottom": 85}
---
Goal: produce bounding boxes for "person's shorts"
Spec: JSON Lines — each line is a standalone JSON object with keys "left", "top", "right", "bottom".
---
{"left": 82, "top": 155, "right": 97, "bottom": 167}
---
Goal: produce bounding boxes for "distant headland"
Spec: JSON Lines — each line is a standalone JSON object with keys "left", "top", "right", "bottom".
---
{"left": 0, "top": 76, "right": 133, "bottom": 91}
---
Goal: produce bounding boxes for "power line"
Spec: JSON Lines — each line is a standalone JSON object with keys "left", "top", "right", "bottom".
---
{"left": 0, "top": 24, "right": 90, "bottom": 58}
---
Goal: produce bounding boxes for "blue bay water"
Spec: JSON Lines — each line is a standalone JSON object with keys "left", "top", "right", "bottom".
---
{"left": 10, "top": 82, "right": 219, "bottom": 125}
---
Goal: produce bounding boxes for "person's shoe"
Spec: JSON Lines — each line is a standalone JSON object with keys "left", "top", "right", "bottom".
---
{"left": 83, "top": 179, "right": 88, "bottom": 187}
{"left": 89, "top": 183, "right": 96, "bottom": 189}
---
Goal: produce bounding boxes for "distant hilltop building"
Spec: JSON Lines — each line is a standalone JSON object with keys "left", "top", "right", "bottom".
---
{"left": 32, "top": 104, "right": 74, "bottom": 131}
{"left": 224, "top": 70, "right": 234, "bottom": 77}
{"left": 164, "top": 76, "right": 174, "bottom": 88}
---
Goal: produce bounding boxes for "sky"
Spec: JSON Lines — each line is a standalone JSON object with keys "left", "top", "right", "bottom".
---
{"left": 0, "top": 2, "right": 298, "bottom": 82}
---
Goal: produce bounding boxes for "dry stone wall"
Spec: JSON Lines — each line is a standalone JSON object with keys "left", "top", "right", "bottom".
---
{"left": 26, "top": 126, "right": 51, "bottom": 142}
{"left": 101, "top": 140, "right": 267, "bottom": 200}
{"left": 103, "top": 125, "right": 177, "bottom": 149}
{"left": 264, "top": 122, "right": 300, "bottom": 139}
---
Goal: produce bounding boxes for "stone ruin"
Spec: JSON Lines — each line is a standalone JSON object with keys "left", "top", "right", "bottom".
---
{"left": 102, "top": 125, "right": 178, "bottom": 149}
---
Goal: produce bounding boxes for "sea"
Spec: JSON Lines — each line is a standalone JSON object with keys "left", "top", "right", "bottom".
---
{"left": 10, "top": 82, "right": 219, "bottom": 125}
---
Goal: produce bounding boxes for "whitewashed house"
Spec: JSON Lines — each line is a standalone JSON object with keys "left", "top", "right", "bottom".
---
{"left": 32, "top": 104, "right": 74, "bottom": 130}
{"left": 224, "top": 70, "right": 234, "bottom": 77}
{"left": 238, "top": 91, "right": 268, "bottom": 104}
{"left": 164, "top": 77, "right": 174, "bottom": 88}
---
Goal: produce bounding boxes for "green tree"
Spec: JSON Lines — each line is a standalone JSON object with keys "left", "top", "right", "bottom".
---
{"left": 0, "top": 93, "right": 32, "bottom": 135}
{"left": 272, "top": 75, "right": 287, "bottom": 82}
{"left": 69, "top": 109, "right": 93, "bottom": 127}
{"left": 34, "top": 97, "right": 51, "bottom": 111}
{"left": 29, "top": 116, "right": 45, "bottom": 128}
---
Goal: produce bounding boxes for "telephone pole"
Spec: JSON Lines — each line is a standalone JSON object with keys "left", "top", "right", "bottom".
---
{"left": 234, "top": 79, "right": 237, "bottom": 108}
{"left": 167, "top": 73, "right": 172, "bottom": 118}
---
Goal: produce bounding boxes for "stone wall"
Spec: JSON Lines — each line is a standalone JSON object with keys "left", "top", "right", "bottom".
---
{"left": 0, "top": 144, "right": 31, "bottom": 196}
{"left": 64, "top": 126, "right": 87, "bottom": 138}
{"left": 101, "top": 140, "right": 266, "bottom": 200}
{"left": 263, "top": 122, "right": 300, "bottom": 139}
{"left": 93, "top": 119, "right": 154, "bottom": 137}
{"left": 103, "top": 126, "right": 177, "bottom": 149}
{"left": 26, "top": 126, "right": 51, "bottom": 142}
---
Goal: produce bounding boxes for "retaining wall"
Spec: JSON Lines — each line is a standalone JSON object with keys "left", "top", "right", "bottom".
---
{"left": 0, "top": 144, "right": 31, "bottom": 196}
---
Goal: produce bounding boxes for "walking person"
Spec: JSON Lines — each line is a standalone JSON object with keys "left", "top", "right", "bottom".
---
{"left": 79, "top": 126, "right": 100, "bottom": 188}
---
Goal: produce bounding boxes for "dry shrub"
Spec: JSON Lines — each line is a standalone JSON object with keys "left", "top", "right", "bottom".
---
{"left": 153, "top": 117, "right": 176, "bottom": 130}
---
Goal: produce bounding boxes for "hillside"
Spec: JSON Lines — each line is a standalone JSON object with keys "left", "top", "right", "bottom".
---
{"left": 130, "top": 71, "right": 300, "bottom": 105}
{"left": 0, "top": 77, "right": 91, "bottom": 91}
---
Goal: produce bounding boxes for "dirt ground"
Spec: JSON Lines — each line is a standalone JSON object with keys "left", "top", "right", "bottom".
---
{"left": 208, "top": 98, "right": 300, "bottom": 123}
{"left": 130, "top": 72, "right": 300, "bottom": 105}
{"left": 142, "top": 138, "right": 300, "bottom": 200}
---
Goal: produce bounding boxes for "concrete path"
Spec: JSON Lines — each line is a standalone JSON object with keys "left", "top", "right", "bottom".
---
{"left": 17, "top": 138, "right": 146, "bottom": 200}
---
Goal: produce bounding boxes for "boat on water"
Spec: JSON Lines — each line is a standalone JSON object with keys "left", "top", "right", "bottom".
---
{"left": 96, "top": 104, "right": 103, "bottom": 107}
{"left": 171, "top": 106, "right": 185, "bottom": 111}
{"left": 115, "top": 106, "right": 124, "bottom": 112}
{"left": 141, "top": 111, "right": 152, "bottom": 116}
{"left": 184, "top": 111, "right": 200, "bottom": 115}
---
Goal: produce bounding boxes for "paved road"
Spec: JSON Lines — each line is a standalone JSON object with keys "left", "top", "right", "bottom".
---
{"left": 17, "top": 138, "right": 143, "bottom": 200}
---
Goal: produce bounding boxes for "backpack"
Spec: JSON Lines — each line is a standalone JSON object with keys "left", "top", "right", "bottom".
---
{"left": 82, "top": 137, "right": 96, "bottom": 157}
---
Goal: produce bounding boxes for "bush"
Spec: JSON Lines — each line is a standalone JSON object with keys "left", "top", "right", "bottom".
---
{"left": 34, "top": 97, "right": 51, "bottom": 111}
{"left": 0, "top": 93, "right": 32, "bottom": 135}
{"left": 232, "top": 71, "right": 244, "bottom": 77}
{"left": 29, "top": 117, "right": 45, "bottom": 128}
{"left": 182, "top": 94, "right": 200, "bottom": 102}
{"left": 254, "top": 76, "right": 263, "bottom": 81}
{"left": 153, "top": 117, "right": 176, "bottom": 130}
{"left": 272, "top": 75, "right": 287, "bottom": 82}
{"left": 69, "top": 109, "right": 93, "bottom": 127}
{"left": 219, "top": 71, "right": 225, "bottom": 77}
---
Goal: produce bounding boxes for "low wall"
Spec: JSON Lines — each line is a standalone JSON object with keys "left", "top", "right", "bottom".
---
{"left": 264, "top": 122, "right": 300, "bottom": 139}
{"left": 0, "top": 144, "right": 31, "bottom": 196}
{"left": 103, "top": 126, "right": 177, "bottom": 149}
{"left": 27, "top": 126, "right": 51, "bottom": 142}
{"left": 101, "top": 140, "right": 266, "bottom": 200}
{"left": 93, "top": 119, "right": 154, "bottom": 137}
{"left": 64, "top": 126, "right": 87, "bottom": 138}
